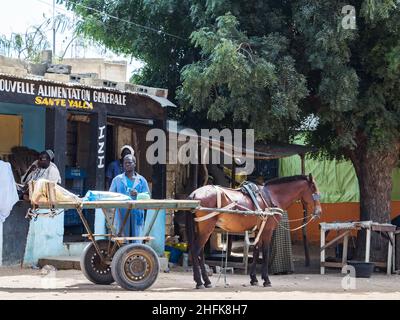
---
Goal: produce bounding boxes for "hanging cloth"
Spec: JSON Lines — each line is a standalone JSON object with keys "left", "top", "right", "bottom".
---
{"left": 0, "top": 160, "right": 19, "bottom": 222}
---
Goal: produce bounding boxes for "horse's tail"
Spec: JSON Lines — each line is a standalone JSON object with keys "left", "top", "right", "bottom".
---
{"left": 186, "top": 193, "right": 197, "bottom": 258}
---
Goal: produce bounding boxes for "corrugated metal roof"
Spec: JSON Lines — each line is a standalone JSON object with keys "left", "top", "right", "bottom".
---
{"left": 166, "top": 121, "right": 316, "bottom": 160}
{"left": 141, "top": 93, "right": 177, "bottom": 108}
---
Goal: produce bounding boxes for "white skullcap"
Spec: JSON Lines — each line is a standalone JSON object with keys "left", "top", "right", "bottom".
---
{"left": 45, "top": 149, "right": 55, "bottom": 161}
{"left": 120, "top": 145, "right": 134, "bottom": 156}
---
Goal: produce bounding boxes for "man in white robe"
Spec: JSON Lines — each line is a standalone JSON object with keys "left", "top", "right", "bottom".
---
{"left": 0, "top": 160, "right": 19, "bottom": 222}
{"left": 21, "top": 150, "right": 61, "bottom": 185}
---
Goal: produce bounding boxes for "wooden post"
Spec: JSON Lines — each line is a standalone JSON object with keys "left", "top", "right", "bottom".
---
{"left": 300, "top": 153, "right": 310, "bottom": 267}
{"left": 190, "top": 164, "right": 199, "bottom": 191}
{"left": 342, "top": 234, "right": 349, "bottom": 265}
{"left": 387, "top": 232, "right": 393, "bottom": 275}
{"left": 244, "top": 231, "right": 249, "bottom": 275}
{"left": 88, "top": 108, "right": 107, "bottom": 191}
{"left": 392, "top": 232, "right": 397, "bottom": 274}
{"left": 152, "top": 119, "right": 167, "bottom": 199}
{"left": 45, "top": 107, "right": 67, "bottom": 187}
{"left": 320, "top": 227, "right": 325, "bottom": 275}
{"left": 365, "top": 228, "right": 371, "bottom": 262}
{"left": 231, "top": 159, "right": 236, "bottom": 188}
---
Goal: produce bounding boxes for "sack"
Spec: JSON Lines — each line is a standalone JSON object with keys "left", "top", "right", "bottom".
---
{"left": 83, "top": 190, "right": 131, "bottom": 202}
{"left": 30, "top": 179, "right": 80, "bottom": 205}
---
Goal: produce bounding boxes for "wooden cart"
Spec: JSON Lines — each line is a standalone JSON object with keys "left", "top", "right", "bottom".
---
{"left": 28, "top": 181, "right": 283, "bottom": 290}
{"left": 28, "top": 182, "right": 200, "bottom": 291}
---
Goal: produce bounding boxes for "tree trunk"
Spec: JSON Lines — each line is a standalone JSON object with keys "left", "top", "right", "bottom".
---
{"left": 349, "top": 143, "right": 400, "bottom": 262}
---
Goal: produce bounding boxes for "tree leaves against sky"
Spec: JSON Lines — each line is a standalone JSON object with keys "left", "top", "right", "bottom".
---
{"left": 57, "top": 0, "right": 400, "bottom": 155}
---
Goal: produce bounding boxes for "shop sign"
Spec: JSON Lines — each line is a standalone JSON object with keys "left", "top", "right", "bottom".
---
{"left": 0, "top": 77, "right": 127, "bottom": 110}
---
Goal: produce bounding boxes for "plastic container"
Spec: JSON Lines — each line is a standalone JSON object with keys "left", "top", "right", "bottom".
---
{"left": 173, "top": 242, "right": 188, "bottom": 252}
{"left": 165, "top": 245, "right": 183, "bottom": 263}
{"left": 83, "top": 190, "right": 131, "bottom": 202}
{"left": 182, "top": 253, "right": 189, "bottom": 268}
{"left": 164, "top": 251, "right": 171, "bottom": 262}
{"left": 137, "top": 192, "right": 151, "bottom": 200}
{"left": 347, "top": 261, "right": 375, "bottom": 278}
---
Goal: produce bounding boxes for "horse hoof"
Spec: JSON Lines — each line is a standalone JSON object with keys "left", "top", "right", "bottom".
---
{"left": 250, "top": 281, "right": 258, "bottom": 286}
{"left": 196, "top": 284, "right": 205, "bottom": 289}
{"left": 205, "top": 283, "right": 213, "bottom": 288}
{"left": 263, "top": 282, "right": 272, "bottom": 287}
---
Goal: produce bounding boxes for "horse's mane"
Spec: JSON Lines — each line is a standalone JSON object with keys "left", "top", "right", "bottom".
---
{"left": 265, "top": 175, "right": 308, "bottom": 186}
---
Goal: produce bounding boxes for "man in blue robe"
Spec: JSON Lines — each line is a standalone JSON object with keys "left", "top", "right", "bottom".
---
{"left": 109, "top": 154, "right": 150, "bottom": 242}
{"left": 105, "top": 145, "right": 135, "bottom": 189}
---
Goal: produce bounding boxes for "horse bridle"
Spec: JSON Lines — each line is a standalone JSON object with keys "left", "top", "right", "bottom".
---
{"left": 310, "top": 183, "right": 322, "bottom": 218}
{"left": 312, "top": 193, "right": 321, "bottom": 201}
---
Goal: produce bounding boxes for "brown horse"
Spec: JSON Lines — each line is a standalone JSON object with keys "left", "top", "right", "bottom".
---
{"left": 186, "top": 174, "right": 322, "bottom": 289}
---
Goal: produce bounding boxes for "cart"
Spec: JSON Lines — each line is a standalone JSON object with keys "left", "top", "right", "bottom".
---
{"left": 27, "top": 181, "right": 284, "bottom": 291}
{"left": 27, "top": 181, "right": 200, "bottom": 291}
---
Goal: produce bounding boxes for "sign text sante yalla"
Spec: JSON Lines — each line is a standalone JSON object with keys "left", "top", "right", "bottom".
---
{"left": 0, "top": 78, "right": 127, "bottom": 109}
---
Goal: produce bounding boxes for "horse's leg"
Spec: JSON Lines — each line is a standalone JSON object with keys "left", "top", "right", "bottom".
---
{"left": 196, "top": 221, "right": 218, "bottom": 289}
{"left": 192, "top": 242, "right": 205, "bottom": 289}
{"left": 261, "top": 241, "right": 271, "bottom": 287}
{"left": 186, "top": 210, "right": 204, "bottom": 289}
{"left": 199, "top": 248, "right": 212, "bottom": 288}
{"left": 249, "top": 244, "right": 260, "bottom": 285}
{"left": 261, "top": 229, "right": 274, "bottom": 287}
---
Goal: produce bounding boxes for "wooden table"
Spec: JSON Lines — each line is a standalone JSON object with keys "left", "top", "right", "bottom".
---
{"left": 320, "top": 221, "right": 396, "bottom": 275}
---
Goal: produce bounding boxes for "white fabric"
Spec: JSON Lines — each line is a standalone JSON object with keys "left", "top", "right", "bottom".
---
{"left": 21, "top": 161, "right": 61, "bottom": 184}
{"left": 0, "top": 161, "right": 19, "bottom": 222}
{"left": 120, "top": 145, "right": 134, "bottom": 156}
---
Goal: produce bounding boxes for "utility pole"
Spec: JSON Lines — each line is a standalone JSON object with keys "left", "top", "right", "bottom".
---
{"left": 52, "top": 0, "right": 56, "bottom": 61}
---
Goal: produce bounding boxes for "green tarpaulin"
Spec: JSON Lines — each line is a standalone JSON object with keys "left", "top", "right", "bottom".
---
{"left": 279, "top": 155, "right": 400, "bottom": 203}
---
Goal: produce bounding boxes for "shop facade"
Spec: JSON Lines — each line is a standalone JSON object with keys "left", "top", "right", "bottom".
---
{"left": 0, "top": 73, "right": 173, "bottom": 265}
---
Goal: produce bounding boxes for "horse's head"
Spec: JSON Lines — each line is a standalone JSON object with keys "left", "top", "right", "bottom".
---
{"left": 301, "top": 173, "right": 322, "bottom": 218}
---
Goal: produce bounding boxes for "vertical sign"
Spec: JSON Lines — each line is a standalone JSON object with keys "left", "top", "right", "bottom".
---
{"left": 98, "top": 125, "right": 106, "bottom": 169}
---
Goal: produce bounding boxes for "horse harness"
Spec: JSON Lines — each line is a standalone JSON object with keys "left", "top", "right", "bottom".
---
{"left": 194, "top": 182, "right": 284, "bottom": 246}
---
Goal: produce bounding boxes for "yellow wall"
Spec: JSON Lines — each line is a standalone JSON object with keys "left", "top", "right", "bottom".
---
{"left": 0, "top": 114, "right": 22, "bottom": 155}
{"left": 288, "top": 201, "right": 400, "bottom": 243}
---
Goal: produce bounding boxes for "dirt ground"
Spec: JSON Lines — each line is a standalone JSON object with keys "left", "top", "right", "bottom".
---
{"left": 1, "top": 243, "right": 399, "bottom": 300}
{"left": 0, "top": 265, "right": 399, "bottom": 300}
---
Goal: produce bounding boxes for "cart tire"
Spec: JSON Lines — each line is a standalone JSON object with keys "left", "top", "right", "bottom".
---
{"left": 80, "top": 240, "right": 115, "bottom": 285}
{"left": 111, "top": 244, "right": 159, "bottom": 291}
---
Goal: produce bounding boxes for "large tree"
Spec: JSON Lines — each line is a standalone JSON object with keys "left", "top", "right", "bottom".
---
{"left": 180, "top": 0, "right": 400, "bottom": 260}
{"left": 292, "top": 0, "right": 400, "bottom": 259}
{"left": 60, "top": 0, "right": 400, "bottom": 260}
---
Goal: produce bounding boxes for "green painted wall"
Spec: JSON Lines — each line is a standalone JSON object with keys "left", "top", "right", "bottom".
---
{"left": 0, "top": 102, "right": 45, "bottom": 152}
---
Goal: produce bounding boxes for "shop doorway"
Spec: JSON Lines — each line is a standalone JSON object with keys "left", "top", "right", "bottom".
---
{"left": 105, "top": 117, "right": 154, "bottom": 194}
{"left": 63, "top": 112, "right": 94, "bottom": 242}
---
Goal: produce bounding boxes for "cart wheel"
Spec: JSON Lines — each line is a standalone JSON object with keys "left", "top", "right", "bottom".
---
{"left": 80, "top": 240, "right": 115, "bottom": 285}
{"left": 111, "top": 244, "right": 159, "bottom": 291}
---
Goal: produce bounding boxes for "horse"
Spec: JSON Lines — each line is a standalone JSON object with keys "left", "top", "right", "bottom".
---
{"left": 186, "top": 174, "right": 322, "bottom": 289}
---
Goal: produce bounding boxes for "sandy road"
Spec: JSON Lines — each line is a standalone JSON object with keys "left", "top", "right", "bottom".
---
{"left": 0, "top": 266, "right": 399, "bottom": 300}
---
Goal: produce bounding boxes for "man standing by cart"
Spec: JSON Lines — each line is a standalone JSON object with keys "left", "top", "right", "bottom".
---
{"left": 109, "top": 154, "right": 150, "bottom": 242}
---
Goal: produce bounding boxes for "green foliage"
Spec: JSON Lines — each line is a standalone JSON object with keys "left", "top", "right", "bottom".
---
{"left": 291, "top": 0, "right": 400, "bottom": 158}
{"left": 58, "top": 0, "right": 400, "bottom": 157}
{"left": 361, "top": 0, "right": 397, "bottom": 22}
{"left": 179, "top": 13, "right": 308, "bottom": 141}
